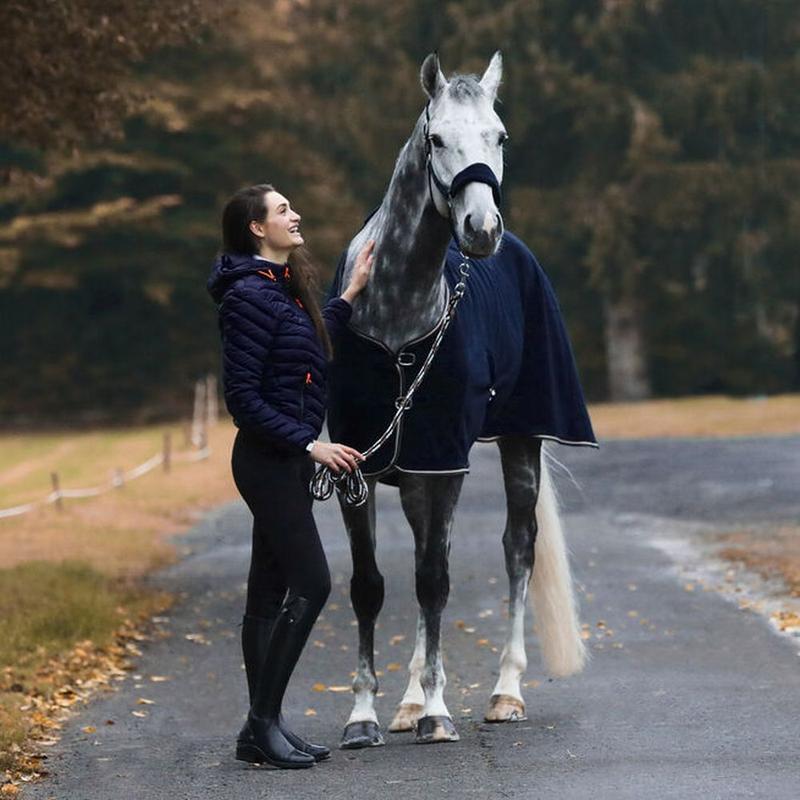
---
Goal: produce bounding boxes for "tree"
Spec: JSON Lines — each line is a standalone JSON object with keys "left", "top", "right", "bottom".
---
{"left": 0, "top": 1, "right": 223, "bottom": 150}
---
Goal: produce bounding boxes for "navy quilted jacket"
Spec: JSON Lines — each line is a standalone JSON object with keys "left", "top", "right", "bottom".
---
{"left": 207, "top": 253, "right": 352, "bottom": 453}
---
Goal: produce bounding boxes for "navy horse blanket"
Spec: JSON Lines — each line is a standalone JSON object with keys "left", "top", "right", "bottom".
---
{"left": 327, "top": 231, "right": 597, "bottom": 486}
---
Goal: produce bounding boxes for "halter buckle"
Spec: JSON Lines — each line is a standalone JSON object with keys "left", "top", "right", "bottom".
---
{"left": 395, "top": 395, "right": 413, "bottom": 410}
{"left": 397, "top": 352, "right": 416, "bottom": 367}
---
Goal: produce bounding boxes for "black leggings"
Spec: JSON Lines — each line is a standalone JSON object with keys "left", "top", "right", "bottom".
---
{"left": 231, "top": 430, "right": 331, "bottom": 620}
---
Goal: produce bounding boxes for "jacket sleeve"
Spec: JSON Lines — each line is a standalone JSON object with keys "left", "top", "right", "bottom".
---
{"left": 220, "top": 287, "right": 318, "bottom": 452}
{"left": 322, "top": 296, "right": 353, "bottom": 342}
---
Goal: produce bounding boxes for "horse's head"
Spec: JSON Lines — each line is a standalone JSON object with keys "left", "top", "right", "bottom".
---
{"left": 420, "top": 52, "right": 506, "bottom": 258}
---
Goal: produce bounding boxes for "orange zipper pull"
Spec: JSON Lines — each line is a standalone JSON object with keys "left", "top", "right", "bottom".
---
{"left": 305, "top": 371, "right": 312, "bottom": 385}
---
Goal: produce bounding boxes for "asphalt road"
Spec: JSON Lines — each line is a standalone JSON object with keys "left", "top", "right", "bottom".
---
{"left": 28, "top": 437, "right": 800, "bottom": 800}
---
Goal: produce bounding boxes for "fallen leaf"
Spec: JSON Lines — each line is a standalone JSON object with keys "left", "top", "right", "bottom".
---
{"left": 327, "top": 685, "right": 350, "bottom": 693}
{"left": 386, "top": 663, "right": 402, "bottom": 672}
{"left": 81, "top": 725, "right": 96, "bottom": 734}
{"left": 149, "top": 676, "right": 170, "bottom": 682}
{"left": 304, "top": 708, "right": 317, "bottom": 716}
{"left": 137, "top": 698, "right": 155, "bottom": 705}
{"left": 1, "top": 785, "right": 20, "bottom": 796}
{"left": 131, "top": 710, "right": 148, "bottom": 718}
{"left": 476, "top": 639, "right": 489, "bottom": 647}
{"left": 389, "top": 634, "right": 406, "bottom": 645}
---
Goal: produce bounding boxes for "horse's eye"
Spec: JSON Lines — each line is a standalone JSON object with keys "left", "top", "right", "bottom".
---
{"left": 498, "top": 132, "right": 509, "bottom": 146}
{"left": 429, "top": 134, "right": 444, "bottom": 148}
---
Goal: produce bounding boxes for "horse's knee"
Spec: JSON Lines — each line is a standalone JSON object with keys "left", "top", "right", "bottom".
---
{"left": 415, "top": 559, "right": 449, "bottom": 611}
{"left": 351, "top": 570, "right": 384, "bottom": 619}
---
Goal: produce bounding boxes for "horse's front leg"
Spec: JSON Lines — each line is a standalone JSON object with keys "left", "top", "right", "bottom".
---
{"left": 398, "top": 473, "right": 464, "bottom": 743}
{"left": 337, "top": 478, "right": 386, "bottom": 749}
{"left": 485, "top": 436, "right": 541, "bottom": 722}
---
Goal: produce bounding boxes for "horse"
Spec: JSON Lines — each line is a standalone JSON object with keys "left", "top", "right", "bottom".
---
{"left": 325, "top": 52, "right": 597, "bottom": 748}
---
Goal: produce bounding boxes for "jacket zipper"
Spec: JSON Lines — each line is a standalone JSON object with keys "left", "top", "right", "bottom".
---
{"left": 299, "top": 369, "right": 312, "bottom": 421}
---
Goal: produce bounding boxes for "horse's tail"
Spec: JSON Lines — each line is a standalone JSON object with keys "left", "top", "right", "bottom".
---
{"left": 528, "top": 449, "right": 587, "bottom": 677}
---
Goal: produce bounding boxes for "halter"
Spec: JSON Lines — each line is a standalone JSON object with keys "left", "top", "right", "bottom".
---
{"left": 423, "top": 102, "right": 502, "bottom": 245}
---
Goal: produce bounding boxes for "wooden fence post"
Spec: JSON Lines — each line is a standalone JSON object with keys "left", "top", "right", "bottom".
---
{"left": 191, "top": 378, "right": 206, "bottom": 448}
{"left": 163, "top": 432, "right": 172, "bottom": 473}
{"left": 205, "top": 373, "right": 218, "bottom": 427}
{"left": 50, "top": 472, "right": 63, "bottom": 511}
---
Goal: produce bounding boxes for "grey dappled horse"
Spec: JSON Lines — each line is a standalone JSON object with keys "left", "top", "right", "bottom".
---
{"left": 332, "top": 53, "right": 588, "bottom": 748}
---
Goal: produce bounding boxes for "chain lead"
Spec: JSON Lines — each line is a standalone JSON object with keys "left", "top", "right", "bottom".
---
{"left": 310, "top": 254, "right": 473, "bottom": 506}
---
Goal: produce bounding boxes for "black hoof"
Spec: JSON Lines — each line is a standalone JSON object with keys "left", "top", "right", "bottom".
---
{"left": 340, "top": 720, "right": 385, "bottom": 750}
{"left": 415, "top": 715, "right": 460, "bottom": 744}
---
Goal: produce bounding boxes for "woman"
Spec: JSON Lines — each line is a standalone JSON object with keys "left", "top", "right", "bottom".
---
{"left": 207, "top": 184, "right": 374, "bottom": 769}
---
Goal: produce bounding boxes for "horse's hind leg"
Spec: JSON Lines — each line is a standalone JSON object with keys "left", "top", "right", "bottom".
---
{"left": 388, "top": 612, "right": 425, "bottom": 732}
{"left": 337, "top": 478, "right": 386, "bottom": 749}
{"left": 485, "top": 436, "right": 541, "bottom": 723}
{"left": 398, "top": 472, "right": 464, "bottom": 744}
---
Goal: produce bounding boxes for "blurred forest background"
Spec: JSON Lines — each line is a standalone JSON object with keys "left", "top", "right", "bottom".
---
{"left": 1, "top": 0, "right": 798, "bottom": 425}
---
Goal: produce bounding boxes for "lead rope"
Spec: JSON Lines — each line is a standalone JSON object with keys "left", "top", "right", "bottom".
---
{"left": 310, "top": 253, "right": 473, "bottom": 507}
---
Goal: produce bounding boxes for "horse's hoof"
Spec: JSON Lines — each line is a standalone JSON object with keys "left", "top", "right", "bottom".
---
{"left": 415, "top": 715, "right": 459, "bottom": 744}
{"left": 388, "top": 703, "right": 424, "bottom": 732}
{"left": 484, "top": 693, "right": 527, "bottom": 723}
{"left": 340, "top": 721, "right": 385, "bottom": 750}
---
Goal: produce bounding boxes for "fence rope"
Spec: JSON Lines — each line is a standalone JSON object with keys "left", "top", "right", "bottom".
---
{"left": 0, "top": 443, "right": 211, "bottom": 520}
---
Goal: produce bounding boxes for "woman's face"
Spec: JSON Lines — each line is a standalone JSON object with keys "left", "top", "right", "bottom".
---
{"left": 250, "top": 191, "right": 303, "bottom": 253}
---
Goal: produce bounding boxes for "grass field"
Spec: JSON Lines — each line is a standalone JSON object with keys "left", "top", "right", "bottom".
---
{"left": 0, "top": 395, "right": 798, "bottom": 786}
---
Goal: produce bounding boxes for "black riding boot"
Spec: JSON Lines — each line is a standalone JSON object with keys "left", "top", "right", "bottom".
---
{"left": 238, "top": 613, "right": 330, "bottom": 761}
{"left": 235, "top": 595, "right": 319, "bottom": 768}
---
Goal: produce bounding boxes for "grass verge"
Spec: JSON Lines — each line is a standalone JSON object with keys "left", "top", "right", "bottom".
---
{"left": 588, "top": 393, "right": 800, "bottom": 439}
{"left": 0, "top": 562, "right": 171, "bottom": 775}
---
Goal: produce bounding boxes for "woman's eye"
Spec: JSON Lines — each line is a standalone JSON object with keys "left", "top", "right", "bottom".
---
{"left": 429, "top": 134, "right": 444, "bottom": 148}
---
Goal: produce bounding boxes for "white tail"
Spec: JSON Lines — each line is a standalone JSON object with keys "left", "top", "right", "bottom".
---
{"left": 529, "top": 452, "right": 587, "bottom": 677}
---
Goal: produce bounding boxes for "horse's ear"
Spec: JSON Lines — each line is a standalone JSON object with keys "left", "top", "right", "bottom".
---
{"left": 479, "top": 51, "right": 503, "bottom": 102}
{"left": 421, "top": 52, "right": 446, "bottom": 100}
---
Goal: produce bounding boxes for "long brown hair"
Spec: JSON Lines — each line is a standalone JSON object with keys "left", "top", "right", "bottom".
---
{"left": 221, "top": 184, "right": 333, "bottom": 359}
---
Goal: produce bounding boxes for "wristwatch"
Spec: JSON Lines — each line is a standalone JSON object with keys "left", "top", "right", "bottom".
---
{"left": 305, "top": 440, "right": 316, "bottom": 453}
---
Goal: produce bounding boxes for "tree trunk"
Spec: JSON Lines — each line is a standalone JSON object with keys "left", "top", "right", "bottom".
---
{"left": 603, "top": 295, "right": 651, "bottom": 401}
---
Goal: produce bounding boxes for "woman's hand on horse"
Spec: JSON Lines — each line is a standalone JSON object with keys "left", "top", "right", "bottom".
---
{"left": 309, "top": 441, "right": 364, "bottom": 473}
{"left": 342, "top": 239, "right": 375, "bottom": 302}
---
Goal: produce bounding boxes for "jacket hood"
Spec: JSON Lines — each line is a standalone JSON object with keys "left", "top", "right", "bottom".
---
{"left": 207, "top": 253, "right": 286, "bottom": 303}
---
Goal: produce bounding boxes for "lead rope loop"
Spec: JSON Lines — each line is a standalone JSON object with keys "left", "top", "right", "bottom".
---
{"left": 309, "top": 253, "right": 473, "bottom": 507}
